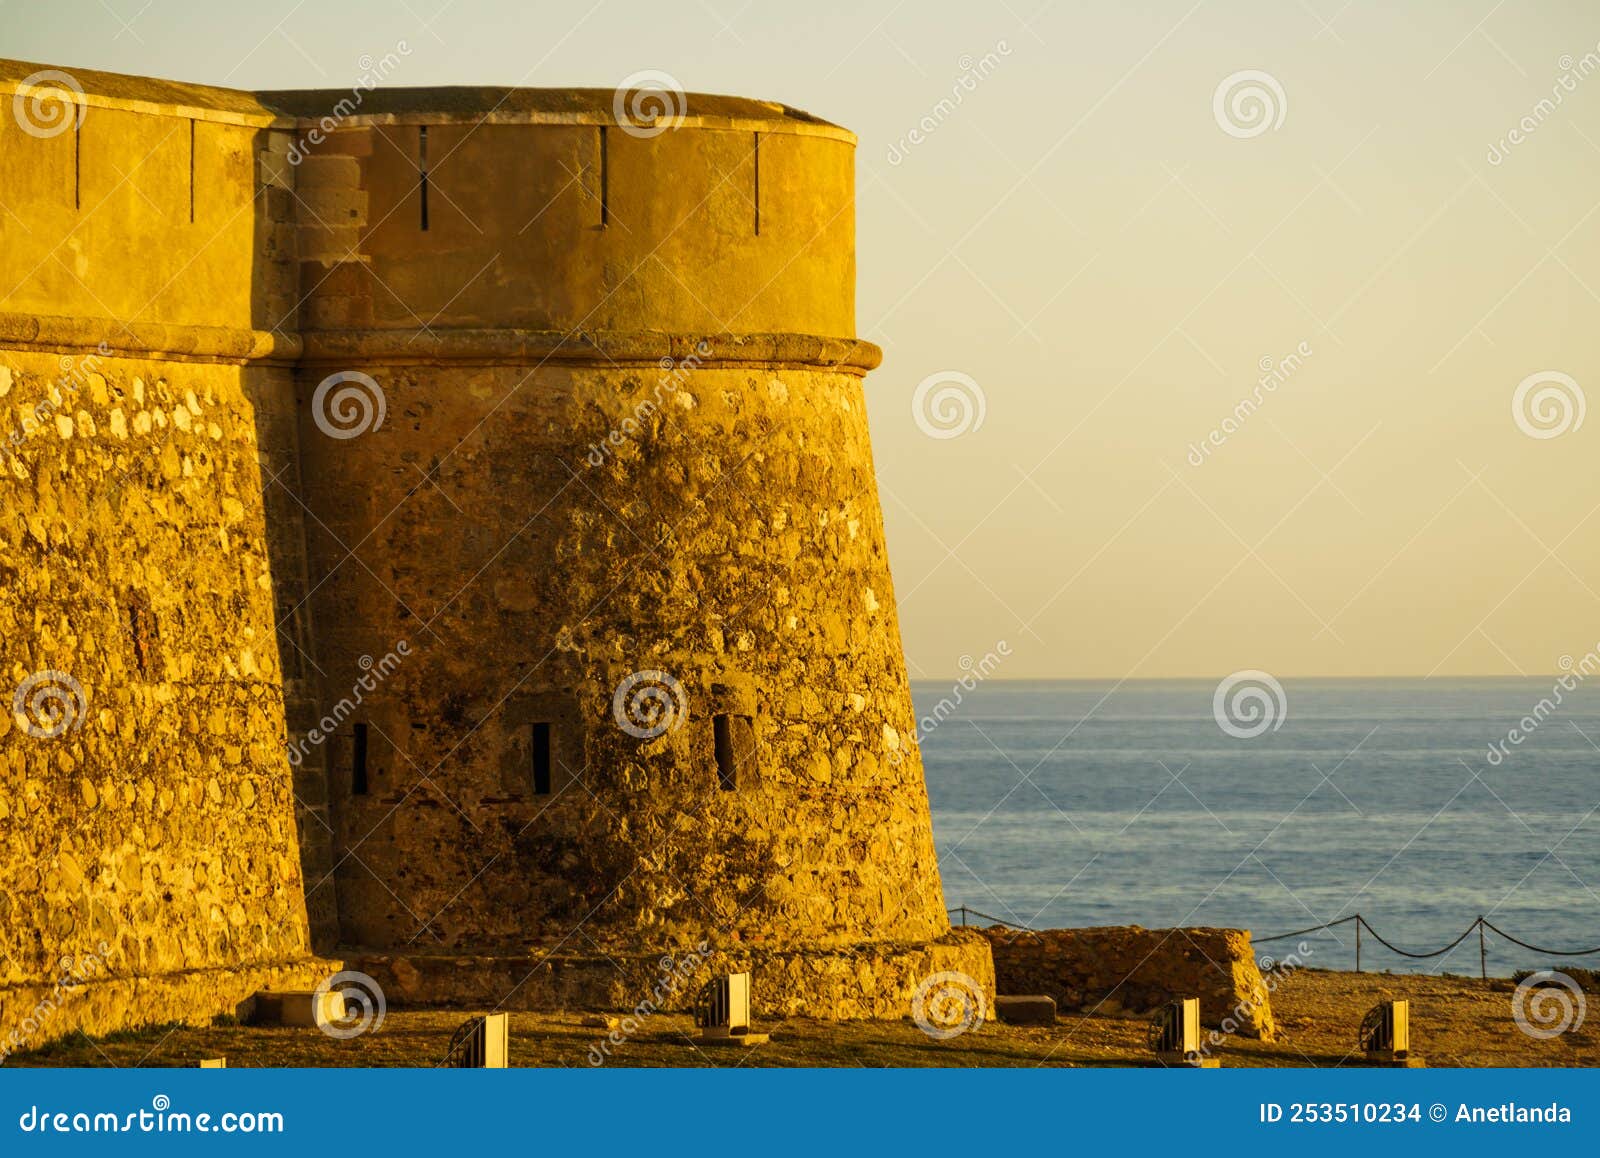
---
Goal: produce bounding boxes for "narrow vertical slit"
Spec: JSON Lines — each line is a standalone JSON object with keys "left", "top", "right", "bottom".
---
{"left": 531, "top": 722, "right": 552, "bottom": 795}
{"left": 598, "top": 125, "right": 609, "bottom": 228}
{"left": 73, "top": 120, "right": 81, "bottom": 210}
{"left": 352, "top": 723, "right": 369, "bottom": 796}
{"left": 713, "top": 714, "right": 737, "bottom": 791}
{"left": 188, "top": 119, "right": 196, "bottom": 223}
{"left": 753, "top": 131, "right": 761, "bottom": 236}
{"left": 418, "top": 125, "right": 429, "bottom": 231}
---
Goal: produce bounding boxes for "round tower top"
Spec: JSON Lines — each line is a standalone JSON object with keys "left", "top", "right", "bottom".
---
{"left": 285, "top": 87, "right": 862, "bottom": 341}
{"left": 259, "top": 86, "right": 855, "bottom": 144}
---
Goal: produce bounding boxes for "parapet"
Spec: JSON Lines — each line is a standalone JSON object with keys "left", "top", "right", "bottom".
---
{"left": 0, "top": 60, "right": 861, "bottom": 346}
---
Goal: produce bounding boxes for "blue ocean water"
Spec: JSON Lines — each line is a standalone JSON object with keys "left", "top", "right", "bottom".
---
{"left": 915, "top": 678, "right": 1600, "bottom": 976}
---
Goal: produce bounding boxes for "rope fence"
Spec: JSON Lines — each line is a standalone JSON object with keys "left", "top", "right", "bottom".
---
{"left": 948, "top": 906, "right": 1600, "bottom": 980}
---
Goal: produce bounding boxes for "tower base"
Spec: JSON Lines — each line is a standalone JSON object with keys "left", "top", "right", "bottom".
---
{"left": 347, "top": 932, "right": 993, "bottom": 1021}
{"left": 0, "top": 956, "right": 341, "bottom": 1061}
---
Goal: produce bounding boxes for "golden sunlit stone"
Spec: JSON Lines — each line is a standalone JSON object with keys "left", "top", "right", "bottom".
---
{"left": 0, "top": 58, "right": 990, "bottom": 1050}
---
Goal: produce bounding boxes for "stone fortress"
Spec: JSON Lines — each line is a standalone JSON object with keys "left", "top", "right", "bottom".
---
{"left": 0, "top": 58, "right": 994, "bottom": 1050}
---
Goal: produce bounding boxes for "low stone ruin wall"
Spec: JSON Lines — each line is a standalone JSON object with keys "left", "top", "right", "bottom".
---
{"left": 980, "top": 925, "right": 1277, "bottom": 1040}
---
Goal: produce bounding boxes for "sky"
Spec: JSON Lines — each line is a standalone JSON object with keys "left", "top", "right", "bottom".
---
{"left": 8, "top": 0, "right": 1600, "bottom": 680}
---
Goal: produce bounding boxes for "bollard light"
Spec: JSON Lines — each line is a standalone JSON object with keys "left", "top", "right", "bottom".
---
{"left": 1148, "top": 998, "right": 1219, "bottom": 1068}
{"left": 1359, "top": 1000, "right": 1425, "bottom": 1067}
{"left": 695, "top": 972, "right": 769, "bottom": 1046}
{"left": 443, "top": 1013, "right": 509, "bottom": 1068}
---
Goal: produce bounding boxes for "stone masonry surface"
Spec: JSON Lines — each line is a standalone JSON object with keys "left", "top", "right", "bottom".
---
{"left": 0, "top": 58, "right": 992, "bottom": 1044}
{"left": 981, "top": 925, "right": 1278, "bottom": 1040}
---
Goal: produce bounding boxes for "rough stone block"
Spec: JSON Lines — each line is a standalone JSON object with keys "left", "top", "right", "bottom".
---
{"left": 294, "top": 154, "right": 362, "bottom": 190}
{"left": 253, "top": 989, "right": 344, "bottom": 1028}
{"left": 994, "top": 994, "right": 1056, "bottom": 1024}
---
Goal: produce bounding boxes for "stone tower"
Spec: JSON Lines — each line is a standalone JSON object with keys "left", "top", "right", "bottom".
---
{"left": 0, "top": 59, "right": 990, "bottom": 1041}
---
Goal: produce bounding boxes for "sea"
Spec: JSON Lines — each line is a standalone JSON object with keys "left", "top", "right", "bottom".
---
{"left": 914, "top": 677, "right": 1600, "bottom": 977}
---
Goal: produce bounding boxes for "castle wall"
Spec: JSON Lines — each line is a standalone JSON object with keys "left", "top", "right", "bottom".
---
{"left": 0, "top": 66, "right": 330, "bottom": 1052}
{"left": 0, "top": 346, "right": 324, "bottom": 1054}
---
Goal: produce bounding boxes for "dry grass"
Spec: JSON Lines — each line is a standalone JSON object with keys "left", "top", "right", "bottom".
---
{"left": 8, "top": 968, "right": 1596, "bottom": 1068}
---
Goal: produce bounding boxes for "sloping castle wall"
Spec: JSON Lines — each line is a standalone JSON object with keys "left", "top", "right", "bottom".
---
{"left": 0, "top": 65, "right": 332, "bottom": 1052}
{"left": 0, "top": 343, "right": 332, "bottom": 1053}
{"left": 0, "top": 59, "right": 990, "bottom": 1038}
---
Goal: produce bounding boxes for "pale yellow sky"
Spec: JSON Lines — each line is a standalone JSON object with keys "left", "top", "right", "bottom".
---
{"left": 855, "top": 3, "right": 1600, "bottom": 680}
{"left": 11, "top": 0, "right": 1598, "bottom": 679}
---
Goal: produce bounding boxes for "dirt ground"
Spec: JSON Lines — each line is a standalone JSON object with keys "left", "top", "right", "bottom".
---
{"left": 7, "top": 967, "right": 1595, "bottom": 1068}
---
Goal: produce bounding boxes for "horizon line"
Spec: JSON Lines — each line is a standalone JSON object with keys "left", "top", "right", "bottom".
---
{"left": 906, "top": 672, "right": 1590, "bottom": 682}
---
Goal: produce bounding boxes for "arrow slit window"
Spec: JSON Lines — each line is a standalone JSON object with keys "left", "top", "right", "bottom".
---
{"left": 712, "top": 714, "right": 755, "bottom": 791}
